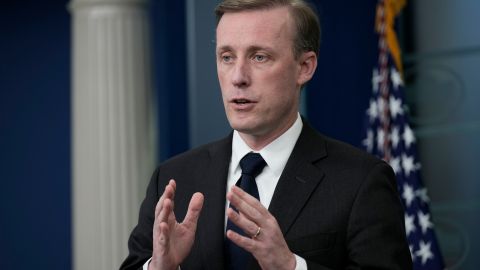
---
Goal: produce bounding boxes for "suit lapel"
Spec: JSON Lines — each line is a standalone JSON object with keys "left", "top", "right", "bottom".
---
{"left": 195, "top": 135, "right": 232, "bottom": 270}
{"left": 192, "top": 124, "right": 327, "bottom": 268}
{"left": 268, "top": 123, "right": 327, "bottom": 235}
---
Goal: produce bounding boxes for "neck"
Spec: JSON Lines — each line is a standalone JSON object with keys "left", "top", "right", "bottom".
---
{"left": 238, "top": 114, "right": 298, "bottom": 151}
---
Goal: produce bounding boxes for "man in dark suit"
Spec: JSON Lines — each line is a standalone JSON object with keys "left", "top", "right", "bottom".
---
{"left": 121, "top": 0, "right": 412, "bottom": 269}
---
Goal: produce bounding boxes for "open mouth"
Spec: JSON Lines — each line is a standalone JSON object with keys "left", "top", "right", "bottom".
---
{"left": 233, "top": 98, "right": 251, "bottom": 104}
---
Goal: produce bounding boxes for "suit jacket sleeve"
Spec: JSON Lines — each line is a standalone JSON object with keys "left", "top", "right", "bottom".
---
{"left": 304, "top": 162, "right": 411, "bottom": 270}
{"left": 345, "top": 162, "right": 411, "bottom": 269}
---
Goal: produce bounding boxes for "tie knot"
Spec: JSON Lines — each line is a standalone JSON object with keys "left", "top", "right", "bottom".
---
{"left": 240, "top": 153, "right": 266, "bottom": 177}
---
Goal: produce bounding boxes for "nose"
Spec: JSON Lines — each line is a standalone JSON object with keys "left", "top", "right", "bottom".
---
{"left": 231, "top": 59, "right": 250, "bottom": 88}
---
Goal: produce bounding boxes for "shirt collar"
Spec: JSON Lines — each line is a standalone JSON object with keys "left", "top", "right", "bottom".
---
{"left": 231, "top": 114, "right": 303, "bottom": 178}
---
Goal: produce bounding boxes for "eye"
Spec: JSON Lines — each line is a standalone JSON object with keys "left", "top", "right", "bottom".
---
{"left": 221, "top": 54, "right": 233, "bottom": 63}
{"left": 253, "top": 54, "right": 267, "bottom": 62}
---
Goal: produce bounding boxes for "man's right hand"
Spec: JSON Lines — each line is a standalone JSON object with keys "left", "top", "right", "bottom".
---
{"left": 149, "top": 179, "right": 204, "bottom": 270}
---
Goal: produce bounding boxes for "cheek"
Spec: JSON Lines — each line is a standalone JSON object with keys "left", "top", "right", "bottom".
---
{"left": 217, "top": 70, "right": 226, "bottom": 85}
{"left": 217, "top": 63, "right": 229, "bottom": 81}
{"left": 217, "top": 72, "right": 229, "bottom": 97}
{"left": 269, "top": 69, "right": 298, "bottom": 96}
{"left": 268, "top": 74, "right": 299, "bottom": 109}
{"left": 270, "top": 63, "right": 298, "bottom": 85}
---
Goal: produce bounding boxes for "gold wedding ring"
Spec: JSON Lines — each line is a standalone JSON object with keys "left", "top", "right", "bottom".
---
{"left": 252, "top": 226, "right": 261, "bottom": 239}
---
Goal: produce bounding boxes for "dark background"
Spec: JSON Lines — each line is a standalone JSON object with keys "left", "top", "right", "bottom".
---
{"left": 0, "top": 1, "right": 71, "bottom": 268}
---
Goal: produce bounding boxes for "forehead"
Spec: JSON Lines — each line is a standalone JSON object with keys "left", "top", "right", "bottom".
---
{"left": 216, "top": 6, "right": 295, "bottom": 51}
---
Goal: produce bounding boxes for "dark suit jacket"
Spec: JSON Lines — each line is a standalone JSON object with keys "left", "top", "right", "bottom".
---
{"left": 120, "top": 122, "right": 412, "bottom": 270}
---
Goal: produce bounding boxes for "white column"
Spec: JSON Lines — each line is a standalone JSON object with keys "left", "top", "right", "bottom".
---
{"left": 69, "top": 0, "right": 156, "bottom": 269}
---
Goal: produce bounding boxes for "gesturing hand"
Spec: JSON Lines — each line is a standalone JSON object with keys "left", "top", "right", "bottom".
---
{"left": 226, "top": 186, "right": 296, "bottom": 270}
{"left": 149, "top": 180, "right": 204, "bottom": 270}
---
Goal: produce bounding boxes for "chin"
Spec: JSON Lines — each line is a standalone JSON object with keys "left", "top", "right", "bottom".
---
{"left": 229, "top": 120, "right": 256, "bottom": 134}
{"left": 227, "top": 114, "right": 266, "bottom": 134}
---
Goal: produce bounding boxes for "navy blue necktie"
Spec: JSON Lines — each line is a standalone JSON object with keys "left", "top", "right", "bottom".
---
{"left": 225, "top": 152, "right": 266, "bottom": 270}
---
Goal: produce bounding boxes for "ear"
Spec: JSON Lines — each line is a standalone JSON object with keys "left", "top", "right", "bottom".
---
{"left": 297, "top": 51, "right": 317, "bottom": 86}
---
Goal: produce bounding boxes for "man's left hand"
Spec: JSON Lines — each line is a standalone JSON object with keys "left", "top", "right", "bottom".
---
{"left": 226, "top": 185, "right": 296, "bottom": 270}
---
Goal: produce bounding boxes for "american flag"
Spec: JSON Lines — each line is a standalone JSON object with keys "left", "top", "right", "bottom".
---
{"left": 362, "top": 0, "right": 445, "bottom": 269}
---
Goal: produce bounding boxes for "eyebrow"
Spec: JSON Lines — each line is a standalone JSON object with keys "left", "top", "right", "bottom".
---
{"left": 216, "top": 45, "right": 275, "bottom": 55}
{"left": 216, "top": 45, "right": 233, "bottom": 54}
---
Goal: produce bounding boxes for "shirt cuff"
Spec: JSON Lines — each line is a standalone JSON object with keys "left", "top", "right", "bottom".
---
{"left": 294, "top": 254, "right": 308, "bottom": 270}
{"left": 143, "top": 258, "right": 182, "bottom": 270}
{"left": 143, "top": 258, "right": 152, "bottom": 270}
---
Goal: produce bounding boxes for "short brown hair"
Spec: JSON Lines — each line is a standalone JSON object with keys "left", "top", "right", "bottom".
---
{"left": 215, "top": 0, "right": 321, "bottom": 59}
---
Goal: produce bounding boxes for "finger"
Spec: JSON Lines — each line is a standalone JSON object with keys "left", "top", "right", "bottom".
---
{"left": 153, "top": 180, "right": 176, "bottom": 250}
{"left": 182, "top": 192, "right": 204, "bottom": 229}
{"left": 158, "top": 197, "right": 174, "bottom": 225}
{"left": 226, "top": 229, "right": 256, "bottom": 253}
{"left": 158, "top": 221, "right": 171, "bottom": 251}
{"left": 231, "top": 186, "right": 269, "bottom": 215}
{"left": 169, "top": 179, "right": 177, "bottom": 200}
{"left": 154, "top": 197, "right": 166, "bottom": 229}
{"left": 226, "top": 207, "right": 260, "bottom": 238}
{"left": 155, "top": 180, "right": 176, "bottom": 218}
{"left": 154, "top": 194, "right": 164, "bottom": 218}
{"left": 167, "top": 199, "right": 178, "bottom": 226}
{"left": 227, "top": 187, "right": 266, "bottom": 224}
{"left": 166, "top": 180, "right": 178, "bottom": 224}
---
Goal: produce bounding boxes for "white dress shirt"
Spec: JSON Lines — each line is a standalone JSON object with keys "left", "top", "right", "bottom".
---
{"left": 225, "top": 114, "right": 307, "bottom": 270}
{"left": 226, "top": 113, "right": 303, "bottom": 214}
{"left": 144, "top": 114, "right": 307, "bottom": 270}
